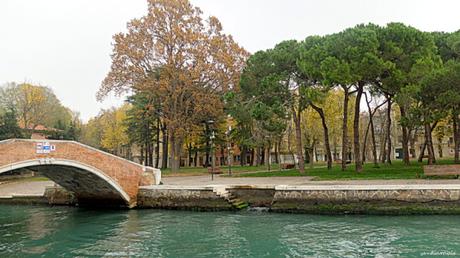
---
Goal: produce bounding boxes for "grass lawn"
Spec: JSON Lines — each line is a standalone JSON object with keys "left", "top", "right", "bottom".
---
{"left": 236, "top": 159, "right": 459, "bottom": 180}
{"left": 23, "top": 176, "right": 51, "bottom": 182}
{"left": 162, "top": 164, "right": 270, "bottom": 176}
{"left": 0, "top": 176, "right": 51, "bottom": 183}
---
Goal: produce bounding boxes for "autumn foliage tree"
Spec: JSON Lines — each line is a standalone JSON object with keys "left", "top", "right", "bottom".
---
{"left": 0, "top": 83, "right": 73, "bottom": 131}
{"left": 98, "top": 0, "right": 248, "bottom": 172}
{"left": 80, "top": 106, "right": 130, "bottom": 156}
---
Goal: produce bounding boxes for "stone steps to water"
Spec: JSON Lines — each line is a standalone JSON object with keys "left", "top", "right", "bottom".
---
{"left": 213, "top": 186, "right": 248, "bottom": 210}
{"left": 233, "top": 201, "right": 248, "bottom": 209}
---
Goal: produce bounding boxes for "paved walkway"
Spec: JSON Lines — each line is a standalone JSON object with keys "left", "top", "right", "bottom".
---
{"left": 163, "top": 175, "right": 460, "bottom": 186}
{"left": 0, "top": 181, "right": 54, "bottom": 196}
{"left": 162, "top": 175, "right": 315, "bottom": 186}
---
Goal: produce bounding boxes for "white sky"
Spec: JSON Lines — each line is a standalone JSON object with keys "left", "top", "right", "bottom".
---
{"left": 1, "top": 0, "right": 460, "bottom": 121}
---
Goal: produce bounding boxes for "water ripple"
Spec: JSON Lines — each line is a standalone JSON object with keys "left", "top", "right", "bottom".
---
{"left": 1, "top": 206, "right": 460, "bottom": 257}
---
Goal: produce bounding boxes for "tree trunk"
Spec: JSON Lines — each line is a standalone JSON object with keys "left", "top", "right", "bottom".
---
{"left": 292, "top": 106, "right": 305, "bottom": 173}
{"left": 143, "top": 143, "right": 147, "bottom": 166}
{"left": 419, "top": 122, "right": 439, "bottom": 163}
{"left": 353, "top": 82, "right": 364, "bottom": 172}
{"left": 380, "top": 129, "right": 387, "bottom": 163}
{"left": 252, "top": 148, "right": 258, "bottom": 166}
{"left": 429, "top": 125, "right": 436, "bottom": 164}
{"left": 341, "top": 87, "right": 350, "bottom": 171}
{"left": 363, "top": 120, "right": 370, "bottom": 163}
{"left": 260, "top": 147, "right": 265, "bottom": 165}
{"left": 424, "top": 123, "right": 434, "bottom": 165}
{"left": 333, "top": 142, "right": 337, "bottom": 161}
{"left": 265, "top": 146, "right": 270, "bottom": 170}
{"left": 311, "top": 104, "right": 332, "bottom": 169}
{"left": 409, "top": 127, "right": 417, "bottom": 158}
{"left": 454, "top": 114, "right": 460, "bottom": 163}
{"left": 369, "top": 118, "right": 378, "bottom": 168}
{"left": 149, "top": 142, "right": 154, "bottom": 167}
{"left": 438, "top": 138, "right": 443, "bottom": 158}
{"left": 286, "top": 123, "right": 296, "bottom": 165}
{"left": 418, "top": 141, "right": 426, "bottom": 163}
{"left": 277, "top": 140, "right": 281, "bottom": 166}
{"left": 140, "top": 145, "right": 145, "bottom": 166}
{"left": 274, "top": 141, "right": 279, "bottom": 164}
{"left": 239, "top": 146, "right": 244, "bottom": 166}
{"left": 169, "top": 133, "right": 182, "bottom": 172}
{"left": 364, "top": 93, "right": 379, "bottom": 168}
{"left": 194, "top": 149, "right": 198, "bottom": 167}
{"left": 258, "top": 147, "right": 262, "bottom": 165}
{"left": 145, "top": 142, "right": 149, "bottom": 166}
{"left": 400, "top": 106, "right": 410, "bottom": 165}
{"left": 155, "top": 119, "right": 160, "bottom": 168}
{"left": 309, "top": 146, "right": 314, "bottom": 169}
{"left": 220, "top": 145, "right": 224, "bottom": 166}
{"left": 386, "top": 95, "right": 392, "bottom": 164}
{"left": 161, "top": 127, "right": 168, "bottom": 169}
{"left": 187, "top": 143, "right": 192, "bottom": 167}
{"left": 146, "top": 142, "right": 150, "bottom": 166}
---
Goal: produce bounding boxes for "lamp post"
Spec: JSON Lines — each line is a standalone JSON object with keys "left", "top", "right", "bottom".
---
{"left": 265, "top": 135, "right": 271, "bottom": 172}
{"left": 207, "top": 120, "right": 215, "bottom": 181}
{"left": 226, "top": 125, "right": 232, "bottom": 176}
{"left": 210, "top": 129, "right": 215, "bottom": 181}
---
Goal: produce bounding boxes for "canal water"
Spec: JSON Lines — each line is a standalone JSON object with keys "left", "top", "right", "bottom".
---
{"left": 1, "top": 205, "right": 459, "bottom": 257}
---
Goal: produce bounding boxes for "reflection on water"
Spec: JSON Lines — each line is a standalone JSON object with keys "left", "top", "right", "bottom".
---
{"left": 1, "top": 205, "right": 460, "bottom": 257}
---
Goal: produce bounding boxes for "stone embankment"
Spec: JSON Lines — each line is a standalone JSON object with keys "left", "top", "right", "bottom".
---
{"left": 3, "top": 184, "right": 460, "bottom": 214}
{"left": 137, "top": 184, "right": 460, "bottom": 214}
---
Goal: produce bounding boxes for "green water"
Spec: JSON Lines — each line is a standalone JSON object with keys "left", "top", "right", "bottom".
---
{"left": 1, "top": 205, "right": 460, "bottom": 257}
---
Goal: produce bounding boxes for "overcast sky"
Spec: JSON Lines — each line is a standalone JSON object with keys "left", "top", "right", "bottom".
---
{"left": 1, "top": 0, "right": 460, "bottom": 121}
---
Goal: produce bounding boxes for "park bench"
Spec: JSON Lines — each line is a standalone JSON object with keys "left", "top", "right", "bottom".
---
{"left": 280, "top": 163, "right": 295, "bottom": 169}
{"left": 207, "top": 166, "right": 223, "bottom": 174}
{"left": 334, "top": 159, "right": 352, "bottom": 164}
{"left": 423, "top": 164, "right": 460, "bottom": 177}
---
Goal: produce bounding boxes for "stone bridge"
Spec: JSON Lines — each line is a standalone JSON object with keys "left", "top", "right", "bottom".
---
{"left": 0, "top": 139, "right": 161, "bottom": 207}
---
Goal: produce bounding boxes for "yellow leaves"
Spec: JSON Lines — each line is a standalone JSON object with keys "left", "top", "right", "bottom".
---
{"left": 100, "top": 105, "right": 130, "bottom": 153}
{"left": 301, "top": 89, "right": 354, "bottom": 144}
{"left": 0, "top": 82, "right": 75, "bottom": 133}
{"left": 6, "top": 83, "right": 68, "bottom": 129}
{"left": 21, "top": 84, "right": 46, "bottom": 104}
{"left": 81, "top": 104, "right": 130, "bottom": 153}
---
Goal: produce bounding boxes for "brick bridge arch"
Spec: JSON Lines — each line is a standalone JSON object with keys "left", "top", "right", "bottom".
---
{"left": 0, "top": 139, "right": 161, "bottom": 207}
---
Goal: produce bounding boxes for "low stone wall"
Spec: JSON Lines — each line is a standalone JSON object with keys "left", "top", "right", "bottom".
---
{"left": 137, "top": 185, "right": 460, "bottom": 214}
{"left": 44, "top": 186, "right": 76, "bottom": 206}
{"left": 0, "top": 194, "right": 48, "bottom": 205}
{"left": 137, "top": 186, "right": 232, "bottom": 211}
{"left": 271, "top": 185, "right": 460, "bottom": 215}
{"left": 0, "top": 187, "right": 76, "bottom": 206}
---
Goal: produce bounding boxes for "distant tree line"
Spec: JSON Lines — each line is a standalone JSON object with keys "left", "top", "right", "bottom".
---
{"left": 0, "top": 83, "right": 79, "bottom": 141}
